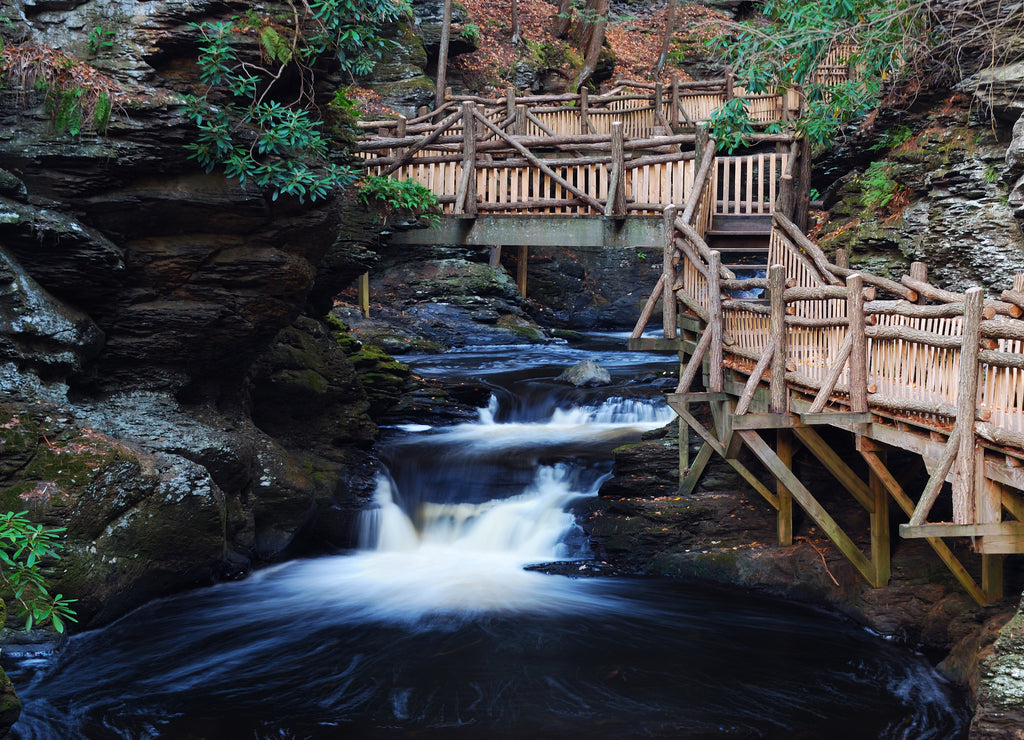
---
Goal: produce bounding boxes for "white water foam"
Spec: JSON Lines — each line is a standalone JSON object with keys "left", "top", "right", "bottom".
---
{"left": 448, "top": 394, "right": 675, "bottom": 450}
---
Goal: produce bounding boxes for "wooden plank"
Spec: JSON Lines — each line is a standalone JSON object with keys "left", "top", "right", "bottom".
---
{"left": 899, "top": 521, "right": 1024, "bottom": 538}
{"left": 1001, "top": 487, "right": 1024, "bottom": 519}
{"left": 793, "top": 426, "right": 875, "bottom": 513}
{"left": 978, "top": 537, "right": 1024, "bottom": 554}
{"left": 729, "top": 413, "right": 801, "bottom": 430}
{"left": 627, "top": 336, "right": 691, "bottom": 352}
{"left": 799, "top": 412, "right": 873, "bottom": 426}
{"left": 737, "top": 429, "right": 876, "bottom": 583}
{"left": 668, "top": 392, "right": 730, "bottom": 403}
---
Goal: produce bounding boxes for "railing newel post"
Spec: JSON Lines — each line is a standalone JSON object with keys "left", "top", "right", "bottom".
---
{"left": 709, "top": 250, "right": 724, "bottom": 392}
{"left": 953, "top": 287, "right": 984, "bottom": 524}
{"left": 769, "top": 264, "right": 788, "bottom": 413}
{"left": 663, "top": 204, "right": 679, "bottom": 339}
{"left": 847, "top": 273, "right": 868, "bottom": 413}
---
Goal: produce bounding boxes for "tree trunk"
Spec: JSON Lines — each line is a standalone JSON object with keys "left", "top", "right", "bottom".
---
{"left": 435, "top": 0, "right": 453, "bottom": 113}
{"left": 553, "top": 0, "right": 573, "bottom": 38}
{"left": 512, "top": 0, "right": 520, "bottom": 45}
{"left": 574, "top": 0, "right": 609, "bottom": 89}
{"left": 654, "top": 0, "right": 678, "bottom": 78}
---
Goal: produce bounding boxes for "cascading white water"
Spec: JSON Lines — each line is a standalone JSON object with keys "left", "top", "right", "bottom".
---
{"left": 339, "top": 395, "right": 674, "bottom": 619}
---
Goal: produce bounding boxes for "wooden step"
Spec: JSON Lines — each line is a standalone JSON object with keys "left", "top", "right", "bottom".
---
{"left": 711, "top": 214, "right": 774, "bottom": 232}
{"left": 708, "top": 246, "right": 770, "bottom": 254}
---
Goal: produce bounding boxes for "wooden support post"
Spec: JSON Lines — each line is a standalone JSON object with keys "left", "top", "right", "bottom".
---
{"left": 869, "top": 452, "right": 891, "bottom": 587}
{"left": 793, "top": 426, "right": 875, "bottom": 512}
{"left": 358, "top": 272, "right": 370, "bottom": 317}
{"left": 435, "top": 0, "right": 453, "bottom": 114}
{"left": 695, "top": 125, "right": 711, "bottom": 172}
{"left": 795, "top": 137, "right": 812, "bottom": 232}
{"left": 769, "top": 265, "right": 788, "bottom": 413}
{"left": 834, "top": 248, "right": 849, "bottom": 270}
{"left": 725, "top": 67, "right": 735, "bottom": 101}
{"left": 670, "top": 401, "right": 779, "bottom": 508}
{"left": 517, "top": 245, "right": 528, "bottom": 297}
{"left": 580, "top": 86, "right": 592, "bottom": 133}
{"left": 708, "top": 251, "right": 724, "bottom": 392}
{"left": 396, "top": 116, "right": 407, "bottom": 138}
{"left": 910, "top": 261, "right": 928, "bottom": 305}
{"left": 953, "top": 287, "right": 983, "bottom": 524}
{"left": 739, "top": 429, "right": 876, "bottom": 584}
{"left": 777, "top": 428, "right": 794, "bottom": 546}
{"left": 982, "top": 555, "right": 1004, "bottom": 601}
{"left": 909, "top": 425, "right": 962, "bottom": 526}
{"left": 663, "top": 205, "right": 678, "bottom": 339}
{"left": 457, "top": 102, "right": 478, "bottom": 216}
{"left": 679, "top": 409, "right": 689, "bottom": 483}
{"left": 607, "top": 122, "right": 626, "bottom": 217}
{"left": 858, "top": 441, "right": 989, "bottom": 605}
{"left": 976, "top": 448, "right": 1002, "bottom": 526}
{"left": 654, "top": 82, "right": 664, "bottom": 127}
{"left": 506, "top": 86, "right": 516, "bottom": 123}
{"left": 676, "top": 327, "right": 712, "bottom": 393}
{"left": 488, "top": 245, "right": 502, "bottom": 269}
{"left": 847, "top": 273, "right": 868, "bottom": 413}
{"left": 670, "top": 75, "right": 681, "bottom": 128}
{"left": 514, "top": 104, "right": 527, "bottom": 136}
{"left": 679, "top": 441, "right": 713, "bottom": 495}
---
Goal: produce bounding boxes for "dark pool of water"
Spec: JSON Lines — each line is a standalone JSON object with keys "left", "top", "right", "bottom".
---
{"left": 3, "top": 335, "right": 971, "bottom": 739}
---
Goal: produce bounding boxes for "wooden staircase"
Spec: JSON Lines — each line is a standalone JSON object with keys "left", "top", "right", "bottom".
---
{"left": 705, "top": 214, "right": 772, "bottom": 298}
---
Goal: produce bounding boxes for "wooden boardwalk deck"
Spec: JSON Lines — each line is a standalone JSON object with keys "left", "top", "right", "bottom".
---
{"left": 358, "top": 74, "right": 1024, "bottom": 604}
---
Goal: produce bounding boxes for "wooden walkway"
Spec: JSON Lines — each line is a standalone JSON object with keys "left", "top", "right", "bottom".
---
{"left": 358, "top": 73, "right": 1024, "bottom": 605}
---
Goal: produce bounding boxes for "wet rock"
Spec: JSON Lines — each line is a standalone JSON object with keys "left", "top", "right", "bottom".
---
{"left": 971, "top": 595, "right": 1024, "bottom": 739}
{"left": 0, "top": 247, "right": 105, "bottom": 376}
{"left": 817, "top": 107, "right": 1024, "bottom": 293}
{"left": 410, "top": 0, "right": 477, "bottom": 61}
{"left": 959, "top": 61, "right": 1024, "bottom": 122}
{"left": 357, "top": 22, "right": 436, "bottom": 116}
{"left": 556, "top": 359, "right": 612, "bottom": 387}
{"left": 249, "top": 315, "right": 377, "bottom": 453}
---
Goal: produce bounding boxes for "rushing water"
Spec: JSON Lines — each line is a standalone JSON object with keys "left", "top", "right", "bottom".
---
{"left": 5, "top": 335, "right": 969, "bottom": 739}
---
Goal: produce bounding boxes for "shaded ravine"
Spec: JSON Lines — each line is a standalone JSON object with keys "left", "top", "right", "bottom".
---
{"left": 4, "top": 336, "right": 969, "bottom": 739}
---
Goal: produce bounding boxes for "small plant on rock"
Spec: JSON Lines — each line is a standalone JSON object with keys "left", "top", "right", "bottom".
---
{"left": 358, "top": 176, "right": 441, "bottom": 228}
{"left": 184, "top": 0, "right": 408, "bottom": 203}
{"left": 0, "top": 511, "right": 76, "bottom": 634}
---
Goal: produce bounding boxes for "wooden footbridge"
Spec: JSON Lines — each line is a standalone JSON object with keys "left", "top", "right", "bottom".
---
{"left": 357, "top": 72, "right": 1024, "bottom": 605}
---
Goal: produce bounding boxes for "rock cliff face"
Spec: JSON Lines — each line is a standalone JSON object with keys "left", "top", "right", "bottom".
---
{"left": 0, "top": 0, "right": 392, "bottom": 637}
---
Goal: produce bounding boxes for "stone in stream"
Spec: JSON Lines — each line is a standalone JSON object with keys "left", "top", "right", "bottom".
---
{"left": 556, "top": 359, "right": 611, "bottom": 387}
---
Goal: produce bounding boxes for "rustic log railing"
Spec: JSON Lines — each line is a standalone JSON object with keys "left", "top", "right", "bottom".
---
{"left": 642, "top": 181, "right": 1024, "bottom": 601}
{"left": 359, "top": 95, "right": 798, "bottom": 216}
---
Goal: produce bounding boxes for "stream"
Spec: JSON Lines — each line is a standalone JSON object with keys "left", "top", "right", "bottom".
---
{"left": 5, "top": 334, "right": 970, "bottom": 739}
